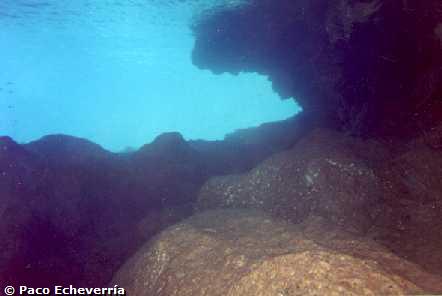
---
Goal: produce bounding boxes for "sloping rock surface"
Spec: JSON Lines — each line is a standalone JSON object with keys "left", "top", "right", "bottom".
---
{"left": 112, "top": 209, "right": 442, "bottom": 295}
{"left": 196, "top": 129, "right": 387, "bottom": 233}
{"left": 195, "top": 127, "right": 442, "bottom": 279}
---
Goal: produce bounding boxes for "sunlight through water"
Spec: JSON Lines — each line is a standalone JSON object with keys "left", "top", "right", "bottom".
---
{"left": 0, "top": 0, "right": 301, "bottom": 151}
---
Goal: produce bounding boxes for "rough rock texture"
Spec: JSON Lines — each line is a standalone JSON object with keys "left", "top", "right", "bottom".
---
{"left": 196, "top": 128, "right": 387, "bottom": 233}
{"left": 195, "top": 126, "right": 442, "bottom": 283}
{"left": 2, "top": 120, "right": 441, "bottom": 292}
{"left": 0, "top": 117, "right": 303, "bottom": 287}
{"left": 112, "top": 209, "right": 442, "bottom": 295}
{"left": 192, "top": 0, "right": 442, "bottom": 136}
{"left": 370, "top": 124, "right": 442, "bottom": 275}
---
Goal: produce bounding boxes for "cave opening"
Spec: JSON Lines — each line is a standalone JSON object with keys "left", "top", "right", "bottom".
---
{"left": 2, "top": 0, "right": 441, "bottom": 292}
{"left": 0, "top": 0, "right": 301, "bottom": 152}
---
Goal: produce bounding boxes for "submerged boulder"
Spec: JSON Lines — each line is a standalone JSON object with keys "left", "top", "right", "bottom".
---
{"left": 194, "top": 126, "right": 442, "bottom": 279}
{"left": 112, "top": 209, "right": 442, "bottom": 295}
{"left": 195, "top": 129, "right": 386, "bottom": 233}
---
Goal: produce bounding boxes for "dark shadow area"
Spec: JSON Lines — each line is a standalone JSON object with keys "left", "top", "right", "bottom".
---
{"left": 192, "top": 0, "right": 442, "bottom": 138}
{"left": 0, "top": 114, "right": 313, "bottom": 287}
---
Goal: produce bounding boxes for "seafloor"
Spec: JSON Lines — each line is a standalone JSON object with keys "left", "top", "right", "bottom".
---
{"left": 1, "top": 118, "right": 442, "bottom": 295}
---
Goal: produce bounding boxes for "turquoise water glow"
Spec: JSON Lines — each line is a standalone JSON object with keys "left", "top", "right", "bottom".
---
{"left": 0, "top": 0, "right": 301, "bottom": 151}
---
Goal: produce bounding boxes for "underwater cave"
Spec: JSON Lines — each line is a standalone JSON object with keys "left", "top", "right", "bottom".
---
{"left": 1, "top": 0, "right": 442, "bottom": 295}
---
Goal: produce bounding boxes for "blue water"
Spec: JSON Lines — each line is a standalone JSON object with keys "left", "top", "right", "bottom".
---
{"left": 0, "top": 0, "right": 301, "bottom": 152}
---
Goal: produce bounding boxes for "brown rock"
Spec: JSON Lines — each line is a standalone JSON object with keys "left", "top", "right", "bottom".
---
{"left": 112, "top": 209, "right": 441, "bottom": 295}
{"left": 195, "top": 129, "right": 385, "bottom": 233}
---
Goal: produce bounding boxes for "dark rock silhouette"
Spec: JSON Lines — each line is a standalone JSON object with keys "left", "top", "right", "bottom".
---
{"left": 0, "top": 117, "right": 304, "bottom": 286}
{"left": 189, "top": 112, "right": 324, "bottom": 175}
{"left": 192, "top": 0, "right": 442, "bottom": 137}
